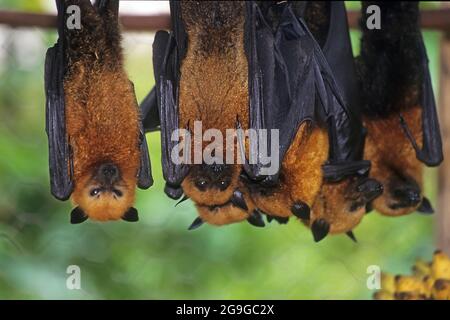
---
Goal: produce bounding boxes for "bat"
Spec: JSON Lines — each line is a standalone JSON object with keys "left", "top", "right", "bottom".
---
{"left": 151, "top": 0, "right": 256, "bottom": 228}
{"left": 297, "top": 1, "right": 383, "bottom": 242}
{"left": 144, "top": 0, "right": 377, "bottom": 232}
{"left": 45, "top": 0, "right": 152, "bottom": 223}
{"left": 355, "top": 1, "right": 443, "bottom": 217}
{"left": 237, "top": 1, "right": 381, "bottom": 242}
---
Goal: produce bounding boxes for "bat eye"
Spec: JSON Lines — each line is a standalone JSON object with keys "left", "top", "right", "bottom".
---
{"left": 195, "top": 179, "right": 208, "bottom": 191}
{"left": 113, "top": 189, "right": 123, "bottom": 197}
{"left": 218, "top": 179, "right": 230, "bottom": 191}
{"left": 90, "top": 188, "right": 101, "bottom": 197}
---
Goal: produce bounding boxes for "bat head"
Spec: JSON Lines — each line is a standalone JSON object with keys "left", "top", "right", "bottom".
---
{"left": 307, "top": 177, "right": 383, "bottom": 242}
{"left": 186, "top": 184, "right": 258, "bottom": 229}
{"left": 182, "top": 163, "right": 240, "bottom": 206}
{"left": 70, "top": 162, "right": 139, "bottom": 223}
{"left": 372, "top": 171, "right": 431, "bottom": 216}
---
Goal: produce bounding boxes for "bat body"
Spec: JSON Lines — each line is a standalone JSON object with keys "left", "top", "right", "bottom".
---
{"left": 45, "top": 0, "right": 152, "bottom": 223}
{"left": 298, "top": 1, "right": 383, "bottom": 241}
{"left": 356, "top": 1, "right": 442, "bottom": 217}
{"left": 178, "top": 1, "right": 249, "bottom": 219}
{"left": 147, "top": 1, "right": 378, "bottom": 234}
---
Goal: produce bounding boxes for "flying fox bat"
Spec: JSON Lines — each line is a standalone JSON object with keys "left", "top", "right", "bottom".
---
{"left": 356, "top": 1, "right": 443, "bottom": 217}
{"left": 45, "top": 0, "right": 152, "bottom": 223}
{"left": 143, "top": 0, "right": 374, "bottom": 231}
{"left": 296, "top": 1, "right": 383, "bottom": 242}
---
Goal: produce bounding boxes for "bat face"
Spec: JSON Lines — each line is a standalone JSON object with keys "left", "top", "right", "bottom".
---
{"left": 71, "top": 162, "right": 138, "bottom": 222}
{"left": 306, "top": 177, "right": 383, "bottom": 242}
{"left": 187, "top": 178, "right": 259, "bottom": 229}
{"left": 182, "top": 164, "right": 240, "bottom": 206}
{"left": 363, "top": 107, "right": 428, "bottom": 216}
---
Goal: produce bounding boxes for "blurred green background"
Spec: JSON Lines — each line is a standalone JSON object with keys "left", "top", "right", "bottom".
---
{"left": 0, "top": 1, "right": 444, "bottom": 299}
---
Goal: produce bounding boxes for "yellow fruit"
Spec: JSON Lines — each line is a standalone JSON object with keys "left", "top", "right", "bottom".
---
{"left": 431, "top": 279, "right": 450, "bottom": 300}
{"left": 395, "top": 275, "right": 427, "bottom": 295}
{"left": 380, "top": 273, "right": 396, "bottom": 293}
{"left": 431, "top": 250, "right": 450, "bottom": 280}
{"left": 394, "top": 291, "right": 427, "bottom": 300}
{"left": 373, "top": 290, "right": 394, "bottom": 300}
{"left": 412, "top": 259, "right": 431, "bottom": 277}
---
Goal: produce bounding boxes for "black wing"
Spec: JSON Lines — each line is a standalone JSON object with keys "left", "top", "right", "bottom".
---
{"left": 141, "top": 87, "right": 160, "bottom": 132}
{"left": 44, "top": 0, "right": 73, "bottom": 200}
{"left": 314, "top": 1, "right": 370, "bottom": 179}
{"left": 241, "top": 1, "right": 369, "bottom": 184}
{"left": 151, "top": 0, "right": 189, "bottom": 199}
{"left": 399, "top": 38, "right": 443, "bottom": 167}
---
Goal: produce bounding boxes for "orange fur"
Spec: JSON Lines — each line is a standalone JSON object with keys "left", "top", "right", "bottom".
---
{"left": 196, "top": 182, "right": 255, "bottom": 226}
{"left": 308, "top": 180, "right": 365, "bottom": 234}
{"left": 177, "top": 1, "right": 249, "bottom": 223}
{"left": 64, "top": 5, "right": 141, "bottom": 221}
{"left": 363, "top": 106, "right": 423, "bottom": 216}
{"left": 250, "top": 122, "right": 329, "bottom": 218}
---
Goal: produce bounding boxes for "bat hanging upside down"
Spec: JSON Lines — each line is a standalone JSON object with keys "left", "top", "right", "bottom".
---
{"left": 146, "top": 0, "right": 380, "bottom": 238}
{"left": 44, "top": 0, "right": 152, "bottom": 223}
{"left": 356, "top": 1, "right": 443, "bottom": 217}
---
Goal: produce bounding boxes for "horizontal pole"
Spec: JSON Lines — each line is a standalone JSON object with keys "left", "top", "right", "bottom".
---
{"left": 0, "top": 8, "right": 449, "bottom": 32}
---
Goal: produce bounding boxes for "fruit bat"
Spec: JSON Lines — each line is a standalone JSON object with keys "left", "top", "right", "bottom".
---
{"left": 297, "top": 1, "right": 383, "bottom": 242}
{"left": 143, "top": 0, "right": 375, "bottom": 231}
{"left": 238, "top": 1, "right": 381, "bottom": 242}
{"left": 355, "top": 1, "right": 443, "bottom": 217}
{"left": 45, "top": 0, "right": 152, "bottom": 223}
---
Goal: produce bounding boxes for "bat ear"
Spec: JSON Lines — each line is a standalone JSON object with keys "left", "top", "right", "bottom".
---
{"left": 122, "top": 207, "right": 139, "bottom": 222}
{"left": 247, "top": 210, "right": 265, "bottom": 228}
{"left": 417, "top": 197, "right": 434, "bottom": 214}
{"left": 346, "top": 231, "right": 358, "bottom": 243}
{"left": 70, "top": 207, "right": 88, "bottom": 224}
{"left": 311, "top": 219, "right": 330, "bottom": 242}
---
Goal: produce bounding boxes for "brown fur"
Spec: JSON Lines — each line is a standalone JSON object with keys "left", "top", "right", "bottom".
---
{"left": 177, "top": 1, "right": 249, "bottom": 222}
{"left": 363, "top": 106, "right": 423, "bottom": 216}
{"left": 250, "top": 122, "right": 329, "bottom": 218}
{"left": 308, "top": 180, "right": 365, "bottom": 234}
{"left": 196, "top": 181, "right": 255, "bottom": 226}
{"left": 64, "top": 1, "right": 141, "bottom": 221}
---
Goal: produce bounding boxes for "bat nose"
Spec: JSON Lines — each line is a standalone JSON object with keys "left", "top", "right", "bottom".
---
{"left": 393, "top": 185, "right": 421, "bottom": 206}
{"left": 98, "top": 163, "right": 119, "bottom": 184}
{"left": 356, "top": 178, "right": 383, "bottom": 201}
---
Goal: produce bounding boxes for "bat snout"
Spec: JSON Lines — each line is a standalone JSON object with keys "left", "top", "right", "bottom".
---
{"left": 97, "top": 163, "right": 120, "bottom": 186}
{"left": 390, "top": 184, "right": 421, "bottom": 208}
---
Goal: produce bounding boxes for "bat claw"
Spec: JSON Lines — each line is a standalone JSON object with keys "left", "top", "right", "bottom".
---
{"left": 345, "top": 230, "right": 357, "bottom": 243}
{"left": 188, "top": 217, "right": 204, "bottom": 230}
{"left": 231, "top": 190, "right": 248, "bottom": 211}
{"left": 175, "top": 195, "right": 190, "bottom": 207}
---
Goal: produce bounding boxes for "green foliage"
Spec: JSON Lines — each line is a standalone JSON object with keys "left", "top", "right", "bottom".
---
{"left": 0, "top": 12, "right": 441, "bottom": 299}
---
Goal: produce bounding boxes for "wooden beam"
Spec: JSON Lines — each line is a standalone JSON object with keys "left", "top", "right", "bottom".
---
{"left": 438, "top": 6, "right": 450, "bottom": 255}
{"left": 0, "top": 8, "right": 449, "bottom": 31}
